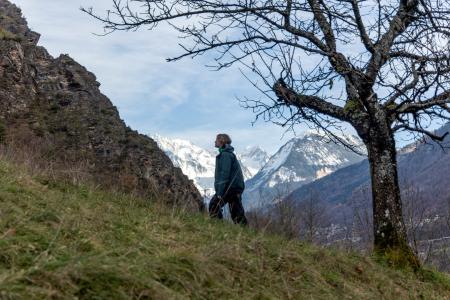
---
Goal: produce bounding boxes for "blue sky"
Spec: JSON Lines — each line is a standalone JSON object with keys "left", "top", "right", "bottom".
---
{"left": 11, "top": 0, "right": 309, "bottom": 154}
{"left": 13, "top": 0, "right": 442, "bottom": 155}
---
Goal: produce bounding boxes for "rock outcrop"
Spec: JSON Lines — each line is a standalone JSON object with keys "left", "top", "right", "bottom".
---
{"left": 0, "top": 0, "right": 203, "bottom": 210}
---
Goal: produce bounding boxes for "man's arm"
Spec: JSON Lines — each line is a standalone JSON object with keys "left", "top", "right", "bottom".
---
{"left": 215, "top": 153, "right": 232, "bottom": 197}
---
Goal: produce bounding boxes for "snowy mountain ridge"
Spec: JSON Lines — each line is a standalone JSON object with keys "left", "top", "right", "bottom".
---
{"left": 244, "top": 132, "right": 367, "bottom": 208}
{"left": 151, "top": 132, "right": 367, "bottom": 206}
{"left": 239, "top": 145, "right": 271, "bottom": 176}
{"left": 150, "top": 134, "right": 270, "bottom": 196}
{"left": 151, "top": 134, "right": 216, "bottom": 179}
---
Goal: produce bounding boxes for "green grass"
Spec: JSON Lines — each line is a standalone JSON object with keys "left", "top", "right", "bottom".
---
{"left": 0, "top": 27, "right": 21, "bottom": 42}
{"left": 0, "top": 159, "right": 449, "bottom": 299}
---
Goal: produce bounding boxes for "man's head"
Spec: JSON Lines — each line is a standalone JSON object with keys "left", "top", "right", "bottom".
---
{"left": 215, "top": 133, "right": 232, "bottom": 148}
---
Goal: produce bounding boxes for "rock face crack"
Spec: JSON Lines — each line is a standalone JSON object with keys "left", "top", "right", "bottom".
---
{"left": 0, "top": 0, "right": 203, "bottom": 211}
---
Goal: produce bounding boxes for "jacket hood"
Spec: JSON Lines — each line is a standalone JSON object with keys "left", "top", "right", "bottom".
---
{"left": 219, "top": 144, "right": 234, "bottom": 154}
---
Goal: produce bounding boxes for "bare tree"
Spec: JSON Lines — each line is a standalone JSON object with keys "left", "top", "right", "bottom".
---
{"left": 445, "top": 197, "right": 450, "bottom": 270}
{"left": 401, "top": 181, "right": 429, "bottom": 257}
{"left": 271, "top": 182, "right": 301, "bottom": 239}
{"left": 349, "top": 185, "right": 373, "bottom": 250}
{"left": 247, "top": 182, "right": 301, "bottom": 239}
{"left": 83, "top": 0, "right": 450, "bottom": 266}
{"left": 246, "top": 208, "right": 270, "bottom": 233}
{"left": 268, "top": 195, "right": 301, "bottom": 239}
{"left": 298, "top": 189, "right": 326, "bottom": 243}
{"left": 447, "top": 197, "right": 450, "bottom": 234}
{"left": 248, "top": 185, "right": 324, "bottom": 241}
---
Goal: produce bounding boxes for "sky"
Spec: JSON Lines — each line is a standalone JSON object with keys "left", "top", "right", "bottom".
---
{"left": 10, "top": 0, "right": 312, "bottom": 155}
{"left": 12, "top": 0, "right": 443, "bottom": 156}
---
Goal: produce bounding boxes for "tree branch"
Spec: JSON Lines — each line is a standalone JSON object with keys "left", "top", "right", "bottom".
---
{"left": 393, "top": 124, "right": 449, "bottom": 141}
{"left": 349, "top": 0, "right": 374, "bottom": 52}
{"left": 366, "top": 0, "right": 419, "bottom": 85}
{"left": 273, "top": 78, "right": 352, "bottom": 123}
{"left": 396, "top": 91, "right": 450, "bottom": 114}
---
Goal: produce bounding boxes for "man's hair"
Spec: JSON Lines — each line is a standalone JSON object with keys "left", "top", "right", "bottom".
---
{"left": 217, "top": 133, "right": 232, "bottom": 145}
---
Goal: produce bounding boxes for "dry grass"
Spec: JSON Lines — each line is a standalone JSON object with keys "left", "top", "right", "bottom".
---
{"left": 0, "top": 130, "right": 147, "bottom": 198}
{"left": 0, "top": 27, "right": 21, "bottom": 41}
{"left": 0, "top": 158, "right": 449, "bottom": 299}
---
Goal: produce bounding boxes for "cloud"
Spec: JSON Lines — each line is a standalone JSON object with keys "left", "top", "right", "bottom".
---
{"left": 10, "top": 0, "right": 336, "bottom": 154}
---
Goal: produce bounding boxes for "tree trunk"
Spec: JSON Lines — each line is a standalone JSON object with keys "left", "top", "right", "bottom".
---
{"left": 365, "top": 119, "right": 420, "bottom": 268}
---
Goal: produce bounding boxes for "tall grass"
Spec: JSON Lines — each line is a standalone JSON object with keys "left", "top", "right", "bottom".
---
{"left": 0, "top": 158, "right": 449, "bottom": 299}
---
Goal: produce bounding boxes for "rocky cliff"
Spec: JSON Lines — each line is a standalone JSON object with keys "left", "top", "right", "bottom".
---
{"left": 0, "top": 0, "right": 203, "bottom": 210}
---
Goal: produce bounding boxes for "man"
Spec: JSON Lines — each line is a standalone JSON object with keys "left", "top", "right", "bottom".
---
{"left": 209, "top": 133, "right": 248, "bottom": 225}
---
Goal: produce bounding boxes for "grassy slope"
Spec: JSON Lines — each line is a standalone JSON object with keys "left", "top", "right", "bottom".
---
{"left": 0, "top": 159, "right": 449, "bottom": 300}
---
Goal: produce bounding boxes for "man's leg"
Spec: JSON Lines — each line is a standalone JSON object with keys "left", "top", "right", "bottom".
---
{"left": 209, "top": 194, "right": 225, "bottom": 219}
{"left": 228, "top": 193, "right": 248, "bottom": 225}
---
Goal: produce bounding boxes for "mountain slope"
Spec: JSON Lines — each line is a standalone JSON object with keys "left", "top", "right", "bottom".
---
{"left": 1, "top": 158, "right": 449, "bottom": 298}
{"left": 151, "top": 134, "right": 217, "bottom": 179}
{"left": 244, "top": 132, "right": 366, "bottom": 207}
{"left": 0, "top": 0, "right": 202, "bottom": 210}
{"left": 290, "top": 123, "right": 450, "bottom": 212}
{"left": 239, "top": 145, "right": 270, "bottom": 176}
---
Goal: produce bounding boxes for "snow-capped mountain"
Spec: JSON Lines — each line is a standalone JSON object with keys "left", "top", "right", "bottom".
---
{"left": 288, "top": 122, "right": 450, "bottom": 223}
{"left": 244, "top": 131, "right": 367, "bottom": 208}
{"left": 239, "top": 146, "right": 270, "bottom": 176}
{"left": 151, "top": 134, "right": 215, "bottom": 180}
{"left": 150, "top": 134, "right": 269, "bottom": 197}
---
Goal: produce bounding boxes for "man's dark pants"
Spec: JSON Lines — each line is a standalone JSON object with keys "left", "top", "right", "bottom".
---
{"left": 209, "top": 192, "right": 248, "bottom": 225}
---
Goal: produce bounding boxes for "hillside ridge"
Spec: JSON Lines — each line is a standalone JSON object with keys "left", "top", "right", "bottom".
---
{"left": 0, "top": 0, "right": 203, "bottom": 210}
{"left": 0, "top": 158, "right": 449, "bottom": 298}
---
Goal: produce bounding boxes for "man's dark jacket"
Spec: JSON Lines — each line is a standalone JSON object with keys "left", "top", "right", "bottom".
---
{"left": 214, "top": 144, "right": 245, "bottom": 197}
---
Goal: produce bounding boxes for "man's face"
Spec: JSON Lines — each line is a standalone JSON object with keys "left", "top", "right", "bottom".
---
{"left": 215, "top": 137, "right": 223, "bottom": 148}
